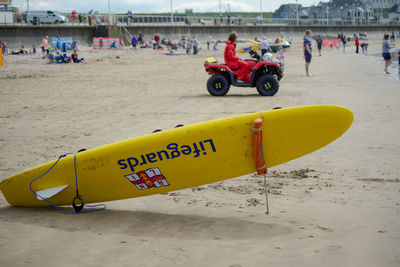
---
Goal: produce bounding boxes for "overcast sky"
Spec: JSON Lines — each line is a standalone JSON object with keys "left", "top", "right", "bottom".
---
{"left": 10, "top": 0, "right": 325, "bottom": 13}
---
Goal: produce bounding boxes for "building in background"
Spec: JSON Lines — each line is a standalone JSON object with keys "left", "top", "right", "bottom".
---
{"left": 274, "top": 0, "right": 399, "bottom": 24}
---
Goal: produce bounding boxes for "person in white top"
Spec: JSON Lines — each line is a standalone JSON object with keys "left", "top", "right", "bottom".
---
{"left": 260, "top": 37, "right": 270, "bottom": 56}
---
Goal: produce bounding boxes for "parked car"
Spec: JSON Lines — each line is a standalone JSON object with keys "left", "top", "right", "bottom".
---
{"left": 26, "top": 10, "right": 67, "bottom": 24}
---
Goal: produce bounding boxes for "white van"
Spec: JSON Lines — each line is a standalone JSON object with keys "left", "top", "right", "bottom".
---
{"left": 26, "top": 10, "right": 67, "bottom": 24}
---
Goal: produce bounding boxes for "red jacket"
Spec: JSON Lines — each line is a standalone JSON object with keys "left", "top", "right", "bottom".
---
{"left": 224, "top": 40, "right": 240, "bottom": 69}
{"left": 355, "top": 38, "right": 359, "bottom": 46}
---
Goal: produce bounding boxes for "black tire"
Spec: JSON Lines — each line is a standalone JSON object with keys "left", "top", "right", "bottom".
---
{"left": 206, "top": 74, "right": 230, "bottom": 96}
{"left": 256, "top": 75, "right": 279, "bottom": 96}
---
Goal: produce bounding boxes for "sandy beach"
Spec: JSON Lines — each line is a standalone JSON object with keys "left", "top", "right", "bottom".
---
{"left": 0, "top": 33, "right": 399, "bottom": 267}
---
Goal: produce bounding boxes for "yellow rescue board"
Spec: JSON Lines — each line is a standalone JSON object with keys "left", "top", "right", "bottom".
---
{"left": 0, "top": 105, "right": 353, "bottom": 207}
{"left": 237, "top": 39, "right": 291, "bottom": 53}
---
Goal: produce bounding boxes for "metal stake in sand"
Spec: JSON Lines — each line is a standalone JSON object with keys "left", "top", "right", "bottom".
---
{"left": 263, "top": 172, "right": 269, "bottom": 215}
{"left": 252, "top": 118, "right": 269, "bottom": 215}
{"left": 0, "top": 48, "right": 3, "bottom": 67}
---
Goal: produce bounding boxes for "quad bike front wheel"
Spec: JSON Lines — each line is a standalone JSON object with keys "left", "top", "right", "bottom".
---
{"left": 207, "top": 74, "right": 230, "bottom": 96}
{"left": 256, "top": 75, "right": 279, "bottom": 96}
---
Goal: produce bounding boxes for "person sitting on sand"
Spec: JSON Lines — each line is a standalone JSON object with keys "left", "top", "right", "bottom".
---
{"left": 19, "top": 45, "right": 27, "bottom": 54}
{"left": 166, "top": 49, "right": 177, "bottom": 56}
{"left": 49, "top": 47, "right": 60, "bottom": 60}
{"left": 48, "top": 47, "right": 70, "bottom": 63}
{"left": 213, "top": 41, "right": 219, "bottom": 51}
{"left": 224, "top": 31, "right": 251, "bottom": 83}
{"left": 178, "top": 40, "right": 185, "bottom": 48}
{"left": 71, "top": 49, "right": 86, "bottom": 63}
{"left": 110, "top": 41, "right": 117, "bottom": 49}
{"left": 11, "top": 45, "right": 27, "bottom": 55}
{"left": 152, "top": 39, "right": 157, "bottom": 50}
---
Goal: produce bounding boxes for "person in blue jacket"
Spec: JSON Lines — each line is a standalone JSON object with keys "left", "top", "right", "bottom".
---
{"left": 398, "top": 51, "right": 400, "bottom": 80}
{"left": 110, "top": 41, "right": 117, "bottom": 49}
{"left": 131, "top": 35, "right": 138, "bottom": 50}
{"left": 303, "top": 30, "right": 312, "bottom": 77}
{"left": 56, "top": 35, "right": 63, "bottom": 50}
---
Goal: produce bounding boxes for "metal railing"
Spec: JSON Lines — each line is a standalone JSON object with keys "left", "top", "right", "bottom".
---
{"left": 0, "top": 12, "right": 398, "bottom": 26}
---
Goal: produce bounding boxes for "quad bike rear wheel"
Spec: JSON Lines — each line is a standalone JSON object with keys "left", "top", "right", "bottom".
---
{"left": 256, "top": 75, "right": 279, "bottom": 96}
{"left": 207, "top": 74, "right": 230, "bottom": 96}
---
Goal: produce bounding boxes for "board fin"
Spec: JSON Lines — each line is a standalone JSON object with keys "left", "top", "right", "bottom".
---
{"left": 36, "top": 185, "right": 70, "bottom": 200}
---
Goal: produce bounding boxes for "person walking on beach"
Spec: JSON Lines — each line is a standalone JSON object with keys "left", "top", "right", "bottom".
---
{"left": 303, "top": 30, "right": 312, "bottom": 77}
{"left": 342, "top": 35, "right": 347, "bottom": 53}
{"left": 260, "top": 37, "right": 270, "bottom": 56}
{"left": 316, "top": 35, "right": 322, "bottom": 56}
{"left": 131, "top": 35, "right": 138, "bottom": 50}
{"left": 355, "top": 37, "right": 359, "bottom": 54}
{"left": 192, "top": 36, "right": 198, "bottom": 55}
{"left": 186, "top": 38, "right": 192, "bottom": 54}
{"left": 40, "top": 36, "right": 48, "bottom": 59}
{"left": 382, "top": 33, "right": 394, "bottom": 74}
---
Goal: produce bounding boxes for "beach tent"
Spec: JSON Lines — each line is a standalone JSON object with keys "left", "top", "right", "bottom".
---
{"left": 93, "top": 38, "right": 121, "bottom": 49}
{"left": 1, "top": 41, "right": 9, "bottom": 55}
{"left": 51, "top": 37, "right": 74, "bottom": 52}
{"left": 322, "top": 39, "right": 340, "bottom": 48}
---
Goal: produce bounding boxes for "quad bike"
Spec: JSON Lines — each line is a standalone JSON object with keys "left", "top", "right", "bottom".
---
{"left": 204, "top": 50, "right": 284, "bottom": 96}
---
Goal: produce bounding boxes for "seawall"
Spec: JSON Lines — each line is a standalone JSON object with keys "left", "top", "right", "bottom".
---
{"left": 0, "top": 24, "right": 398, "bottom": 48}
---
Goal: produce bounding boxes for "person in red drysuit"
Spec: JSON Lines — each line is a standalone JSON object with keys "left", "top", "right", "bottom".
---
{"left": 355, "top": 37, "right": 360, "bottom": 54}
{"left": 224, "top": 32, "right": 251, "bottom": 83}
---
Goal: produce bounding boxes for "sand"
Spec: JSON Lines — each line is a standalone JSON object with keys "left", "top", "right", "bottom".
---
{"left": 0, "top": 34, "right": 399, "bottom": 267}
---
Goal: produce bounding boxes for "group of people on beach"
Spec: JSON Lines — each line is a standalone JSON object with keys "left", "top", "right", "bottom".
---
{"left": 303, "top": 30, "right": 399, "bottom": 78}
{"left": 130, "top": 33, "right": 201, "bottom": 55}
{"left": 9, "top": 28, "right": 398, "bottom": 79}
{"left": 336, "top": 32, "right": 369, "bottom": 54}
{"left": 39, "top": 35, "right": 85, "bottom": 63}
{"left": 46, "top": 46, "right": 85, "bottom": 63}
